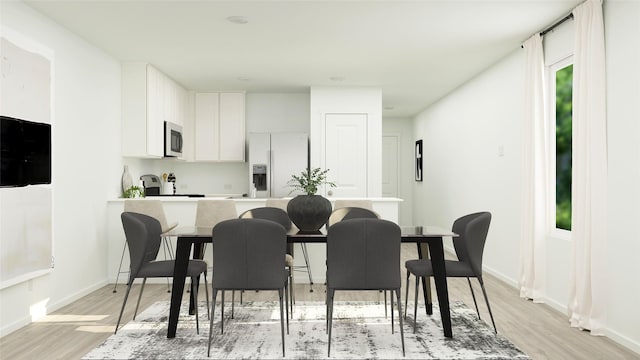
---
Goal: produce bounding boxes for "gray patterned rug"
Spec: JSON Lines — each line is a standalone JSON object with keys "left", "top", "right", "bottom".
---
{"left": 83, "top": 300, "right": 528, "bottom": 359}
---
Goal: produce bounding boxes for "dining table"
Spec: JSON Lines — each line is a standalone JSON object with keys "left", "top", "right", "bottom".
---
{"left": 165, "top": 225, "right": 456, "bottom": 339}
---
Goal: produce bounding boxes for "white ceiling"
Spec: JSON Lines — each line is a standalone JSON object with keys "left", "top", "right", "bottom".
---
{"left": 23, "top": 0, "right": 581, "bottom": 117}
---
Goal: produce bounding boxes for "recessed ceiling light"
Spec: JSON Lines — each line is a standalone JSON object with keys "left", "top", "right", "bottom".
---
{"left": 226, "top": 16, "right": 248, "bottom": 24}
{"left": 329, "top": 76, "right": 345, "bottom": 82}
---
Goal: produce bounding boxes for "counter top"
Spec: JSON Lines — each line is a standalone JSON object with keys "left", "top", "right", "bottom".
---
{"left": 108, "top": 196, "right": 404, "bottom": 203}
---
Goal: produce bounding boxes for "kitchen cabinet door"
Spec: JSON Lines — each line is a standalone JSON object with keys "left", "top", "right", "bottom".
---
{"left": 146, "top": 65, "right": 165, "bottom": 157}
{"left": 194, "top": 92, "right": 220, "bottom": 161}
{"left": 193, "top": 92, "right": 245, "bottom": 162}
{"left": 122, "top": 63, "right": 186, "bottom": 158}
{"left": 219, "top": 92, "right": 245, "bottom": 161}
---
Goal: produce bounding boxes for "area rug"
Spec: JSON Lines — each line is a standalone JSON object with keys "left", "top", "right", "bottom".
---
{"left": 83, "top": 300, "right": 528, "bottom": 359}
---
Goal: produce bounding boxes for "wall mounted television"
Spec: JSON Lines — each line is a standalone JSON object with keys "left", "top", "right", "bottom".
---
{"left": 0, "top": 115, "right": 51, "bottom": 187}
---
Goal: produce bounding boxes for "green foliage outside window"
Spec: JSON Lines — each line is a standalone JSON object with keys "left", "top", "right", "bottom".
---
{"left": 556, "top": 64, "right": 573, "bottom": 230}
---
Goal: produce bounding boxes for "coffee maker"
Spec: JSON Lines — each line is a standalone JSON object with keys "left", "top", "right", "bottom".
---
{"left": 140, "top": 174, "right": 161, "bottom": 196}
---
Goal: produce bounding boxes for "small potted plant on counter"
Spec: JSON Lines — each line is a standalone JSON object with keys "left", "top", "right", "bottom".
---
{"left": 123, "top": 185, "right": 144, "bottom": 198}
{"left": 286, "top": 167, "right": 336, "bottom": 232}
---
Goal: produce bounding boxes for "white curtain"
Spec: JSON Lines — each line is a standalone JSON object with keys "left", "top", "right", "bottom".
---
{"left": 519, "top": 34, "right": 547, "bottom": 302}
{"left": 568, "top": 0, "right": 608, "bottom": 335}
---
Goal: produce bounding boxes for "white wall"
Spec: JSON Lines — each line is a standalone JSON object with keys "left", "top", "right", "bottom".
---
{"left": 0, "top": 2, "right": 122, "bottom": 336}
{"left": 413, "top": 51, "right": 524, "bottom": 284}
{"left": 603, "top": 0, "right": 640, "bottom": 351}
{"left": 412, "top": 0, "right": 640, "bottom": 353}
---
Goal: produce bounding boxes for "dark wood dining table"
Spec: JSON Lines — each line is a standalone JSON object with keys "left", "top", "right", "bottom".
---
{"left": 165, "top": 225, "right": 456, "bottom": 339}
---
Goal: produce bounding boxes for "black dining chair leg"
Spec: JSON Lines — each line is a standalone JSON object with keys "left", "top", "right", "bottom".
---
{"left": 289, "top": 267, "right": 294, "bottom": 313}
{"left": 285, "top": 281, "right": 290, "bottom": 334}
{"left": 467, "top": 278, "right": 481, "bottom": 320}
{"left": 413, "top": 275, "right": 420, "bottom": 333}
{"left": 404, "top": 271, "right": 410, "bottom": 319}
{"left": 327, "top": 289, "right": 335, "bottom": 357}
{"left": 479, "top": 280, "right": 498, "bottom": 334}
{"left": 390, "top": 289, "right": 395, "bottom": 333}
{"left": 384, "top": 290, "right": 388, "bottom": 318}
{"left": 279, "top": 288, "right": 286, "bottom": 357}
{"left": 325, "top": 286, "right": 330, "bottom": 334}
{"left": 114, "top": 282, "right": 134, "bottom": 334}
{"left": 395, "top": 289, "right": 406, "bottom": 356}
{"left": 220, "top": 290, "right": 225, "bottom": 334}
{"left": 191, "top": 277, "right": 200, "bottom": 334}
{"left": 204, "top": 273, "right": 210, "bottom": 319}
{"left": 231, "top": 290, "right": 235, "bottom": 319}
{"left": 133, "top": 278, "right": 148, "bottom": 319}
{"left": 207, "top": 289, "right": 218, "bottom": 357}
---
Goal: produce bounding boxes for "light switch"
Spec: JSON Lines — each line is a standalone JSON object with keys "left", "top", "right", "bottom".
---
{"left": 498, "top": 145, "right": 505, "bottom": 157}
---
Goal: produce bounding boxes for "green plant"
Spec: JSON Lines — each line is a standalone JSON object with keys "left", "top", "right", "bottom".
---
{"left": 287, "top": 167, "right": 336, "bottom": 195}
{"left": 123, "top": 185, "right": 144, "bottom": 198}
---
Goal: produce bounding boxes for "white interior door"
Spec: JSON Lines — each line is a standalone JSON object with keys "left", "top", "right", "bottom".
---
{"left": 324, "top": 113, "right": 368, "bottom": 197}
{"left": 382, "top": 135, "right": 399, "bottom": 197}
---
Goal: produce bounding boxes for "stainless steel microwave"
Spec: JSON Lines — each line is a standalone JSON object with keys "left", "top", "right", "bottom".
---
{"left": 164, "top": 121, "right": 183, "bottom": 157}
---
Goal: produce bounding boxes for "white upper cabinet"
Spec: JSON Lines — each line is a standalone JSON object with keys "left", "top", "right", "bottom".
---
{"left": 122, "top": 63, "right": 186, "bottom": 158}
{"left": 193, "top": 92, "right": 245, "bottom": 162}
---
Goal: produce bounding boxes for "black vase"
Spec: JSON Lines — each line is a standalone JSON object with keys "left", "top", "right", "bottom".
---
{"left": 287, "top": 195, "right": 332, "bottom": 233}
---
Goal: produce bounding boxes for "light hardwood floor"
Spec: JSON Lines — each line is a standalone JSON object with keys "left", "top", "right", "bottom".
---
{"left": 1, "top": 244, "right": 638, "bottom": 360}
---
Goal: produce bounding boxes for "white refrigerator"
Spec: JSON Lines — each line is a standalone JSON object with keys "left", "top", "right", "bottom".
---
{"left": 248, "top": 132, "right": 309, "bottom": 198}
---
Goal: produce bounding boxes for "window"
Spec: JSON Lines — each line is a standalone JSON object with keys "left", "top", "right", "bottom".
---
{"left": 549, "top": 60, "right": 573, "bottom": 231}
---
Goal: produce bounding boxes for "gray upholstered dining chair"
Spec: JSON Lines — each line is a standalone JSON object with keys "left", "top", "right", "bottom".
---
{"left": 266, "top": 198, "right": 314, "bottom": 293}
{"left": 326, "top": 218, "right": 405, "bottom": 357}
{"left": 115, "top": 212, "right": 209, "bottom": 334}
{"left": 325, "top": 206, "right": 391, "bottom": 316}
{"left": 207, "top": 218, "right": 289, "bottom": 357}
{"left": 113, "top": 200, "right": 178, "bottom": 292}
{"left": 239, "top": 206, "right": 295, "bottom": 313}
{"left": 404, "top": 211, "right": 496, "bottom": 333}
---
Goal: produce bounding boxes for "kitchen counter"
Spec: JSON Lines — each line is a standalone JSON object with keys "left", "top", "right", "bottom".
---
{"left": 107, "top": 197, "right": 402, "bottom": 284}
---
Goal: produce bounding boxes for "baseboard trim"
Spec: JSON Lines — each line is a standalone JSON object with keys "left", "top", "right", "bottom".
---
{"left": 0, "top": 280, "right": 107, "bottom": 338}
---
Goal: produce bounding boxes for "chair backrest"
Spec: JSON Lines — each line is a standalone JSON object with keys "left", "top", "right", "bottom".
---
{"left": 124, "top": 199, "right": 174, "bottom": 233}
{"left": 212, "top": 218, "right": 286, "bottom": 289}
{"left": 121, "top": 212, "right": 162, "bottom": 280}
{"left": 333, "top": 199, "right": 373, "bottom": 210}
{"left": 239, "top": 207, "right": 292, "bottom": 231}
{"left": 451, "top": 212, "right": 492, "bottom": 278}
{"left": 327, "top": 218, "right": 401, "bottom": 290}
{"left": 327, "top": 206, "right": 379, "bottom": 227}
{"left": 195, "top": 199, "right": 237, "bottom": 229}
{"left": 265, "top": 198, "right": 289, "bottom": 211}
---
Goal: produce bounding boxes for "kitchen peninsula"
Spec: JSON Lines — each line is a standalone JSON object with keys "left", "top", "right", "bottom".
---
{"left": 106, "top": 197, "right": 402, "bottom": 284}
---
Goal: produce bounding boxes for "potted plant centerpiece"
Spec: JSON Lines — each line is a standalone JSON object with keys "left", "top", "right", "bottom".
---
{"left": 286, "top": 167, "right": 336, "bottom": 232}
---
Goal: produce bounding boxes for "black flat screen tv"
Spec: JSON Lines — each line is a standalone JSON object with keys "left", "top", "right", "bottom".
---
{"left": 0, "top": 116, "right": 51, "bottom": 187}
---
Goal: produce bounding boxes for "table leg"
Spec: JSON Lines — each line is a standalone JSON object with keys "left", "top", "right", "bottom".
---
{"left": 427, "top": 238, "right": 452, "bottom": 338}
{"left": 167, "top": 239, "right": 192, "bottom": 338}
{"left": 416, "top": 242, "right": 433, "bottom": 315}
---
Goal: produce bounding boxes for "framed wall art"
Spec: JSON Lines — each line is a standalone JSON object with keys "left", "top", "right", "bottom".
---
{"left": 415, "top": 139, "right": 423, "bottom": 181}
